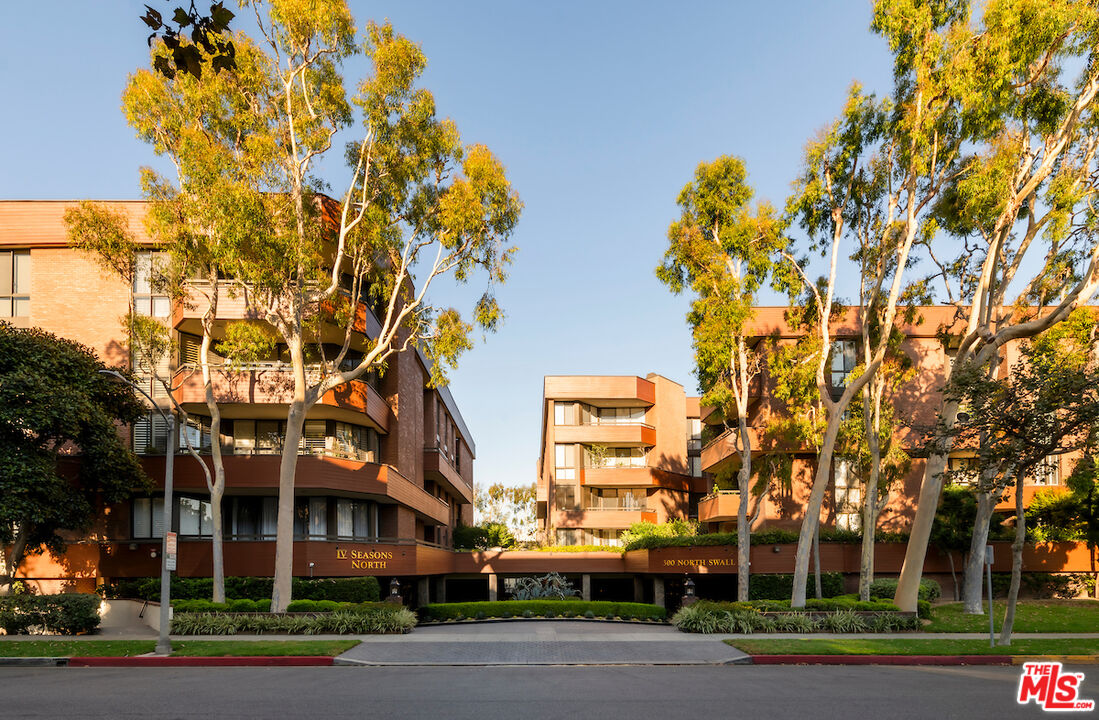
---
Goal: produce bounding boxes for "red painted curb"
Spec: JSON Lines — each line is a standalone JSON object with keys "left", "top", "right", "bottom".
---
{"left": 749, "top": 654, "right": 1013, "bottom": 666}
{"left": 69, "top": 656, "right": 334, "bottom": 667}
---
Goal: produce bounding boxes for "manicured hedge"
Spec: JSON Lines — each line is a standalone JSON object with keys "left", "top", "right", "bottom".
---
{"left": 169, "top": 603, "right": 416, "bottom": 635}
{"left": 672, "top": 599, "right": 921, "bottom": 634}
{"left": 748, "top": 573, "right": 846, "bottom": 600}
{"left": 868, "top": 578, "right": 942, "bottom": 603}
{"left": 103, "top": 576, "right": 379, "bottom": 603}
{"left": 0, "top": 594, "right": 101, "bottom": 635}
{"left": 420, "top": 600, "right": 666, "bottom": 622}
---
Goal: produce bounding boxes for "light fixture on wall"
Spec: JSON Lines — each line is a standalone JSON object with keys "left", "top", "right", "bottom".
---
{"left": 772, "top": 546, "right": 781, "bottom": 554}
{"left": 129, "top": 543, "right": 138, "bottom": 551}
{"left": 150, "top": 549, "right": 158, "bottom": 559}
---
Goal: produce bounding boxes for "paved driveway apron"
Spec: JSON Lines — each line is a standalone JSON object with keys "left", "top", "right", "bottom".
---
{"left": 336, "top": 620, "right": 747, "bottom": 666}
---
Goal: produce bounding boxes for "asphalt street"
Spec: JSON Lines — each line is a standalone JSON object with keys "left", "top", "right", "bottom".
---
{"left": 4, "top": 665, "right": 1096, "bottom": 719}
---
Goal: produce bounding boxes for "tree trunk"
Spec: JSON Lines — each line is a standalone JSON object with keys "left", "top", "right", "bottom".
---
{"left": 0, "top": 528, "right": 28, "bottom": 595}
{"left": 962, "top": 489, "right": 997, "bottom": 614}
{"left": 200, "top": 310, "right": 226, "bottom": 604}
{"left": 813, "top": 525, "right": 822, "bottom": 599}
{"left": 791, "top": 419, "right": 842, "bottom": 607}
{"left": 858, "top": 489, "right": 877, "bottom": 602}
{"left": 736, "top": 414, "right": 752, "bottom": 603}
{"left": 997, "top": 474, "right": 1026, "bottom": 646}
{"left": 895, "top": 400, "right": 961, "bottom": 611}
{"left": 271, "top": 334, "right": 308, "bottom": 613}
{"left": 947, "top": 552, "right": 959, "bottom": 601}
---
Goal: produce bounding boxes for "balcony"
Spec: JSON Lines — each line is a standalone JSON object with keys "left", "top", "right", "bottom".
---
{"left": 551, "top": 509, "right": 656, "bottom": 529}
{"left": 580, "top": 466, "right": 693, "bottom": 491}
{"left": 423, "top": 447, "right": 473, "bottom": 503}
{"left": 698, "top": 491, "right": 742, "bottom": 523}
{"left": 141, "top": 453, "right": 449, "bottom": 525}
{"left": 172, "top": 363, "right": 391, "bottom": 432}
{"left": 554, "top": 422, "right": 656, "bottom": 446}
{"left": 544, "top": 376, "right": 655, "bottom": 405}
{"left": 700, "top": 426, "right": 761, "bottom": 473}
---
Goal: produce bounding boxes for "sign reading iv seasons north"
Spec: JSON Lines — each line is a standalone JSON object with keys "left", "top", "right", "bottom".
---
{"left": 335, "top": 547, "right": 392, "bottom": 571}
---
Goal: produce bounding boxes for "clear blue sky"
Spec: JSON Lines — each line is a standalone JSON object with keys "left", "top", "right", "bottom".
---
{"left": 0, "top": 1, "right": 895, "bottom": 490}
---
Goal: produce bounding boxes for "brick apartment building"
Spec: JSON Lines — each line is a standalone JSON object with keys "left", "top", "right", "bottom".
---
{"left": 1, "top": 200, "right": 474, "bottom": 595}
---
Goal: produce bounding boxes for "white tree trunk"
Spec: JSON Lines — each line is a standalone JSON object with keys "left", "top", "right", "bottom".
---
{"left": 736, "top": 414, "right": 752, "bottom": 602}
{"left": 271, "top": 334, "right": 308, "bottom": 613}
{"left": 792, "top": 418, "right": 842, "bottom": 607}
{"left": 199, "top": 305, "right": 226, "bottom": 604}
{"left": 997, "top": 474, "right": 1026, "bottom": 646}
{"left": 962, "top": 489, "right": 997, "bottom": 614}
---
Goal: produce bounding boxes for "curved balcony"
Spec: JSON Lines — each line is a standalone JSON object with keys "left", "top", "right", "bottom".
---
{"left": 141, "top": 453, "right": 448, "bottom": 525}
{"left": 698, "top": 491, "right": 742, "bottom": 523}
{"left": 423, "top": 447, "right": 473, "bottom": 504}
{"left": 171, "top": 364, "right": 391, "bottom": 432}
{"left": 700, "top": 426, "right": 761, "bottom": 473}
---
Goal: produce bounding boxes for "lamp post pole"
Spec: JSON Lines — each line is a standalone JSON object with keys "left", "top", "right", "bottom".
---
{"left": 99, "top": 370, "right": 176, "bottom": 655}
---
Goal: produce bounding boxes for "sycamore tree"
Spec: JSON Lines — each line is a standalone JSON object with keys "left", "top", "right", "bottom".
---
{"left": 0, "top": 323, "right": 147, "bottom": 592}
{"left": 657, "top": 155, "right": 784, "bottom": 602}
{"left": 943, "top": 311, "right": 1099, "bottom": 644}
{"left": 117, "top": 0, "right": 521, "bottom": 612}
{"left": 892, "top": 0, "right": 1099, "bottom": 612}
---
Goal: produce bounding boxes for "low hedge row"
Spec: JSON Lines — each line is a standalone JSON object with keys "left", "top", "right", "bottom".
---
{"left": 672, "top": 601, "right": 922, "bottom": 634}
{"left": 420, "top": 600, "right": 667, "bottom": 622}
{"left": 0, "top": 594, "right": 101, "bottom": 635}
{"left": 172, "top": 598, "right": 363, "bottom": 613}
{"left": 102, "top": 576, "right": 380, "bottom": 603}
{"left": 746, "top": 573, "right": 846, "bottom": 600}
{"left": 868, "top": 578, "right": 942, "bottom": 603}
{"left": 623, "top": 529, "right": 910, "bottom": 552}
{"left": 169, "top": 604, "right": 415, "bottom": 635}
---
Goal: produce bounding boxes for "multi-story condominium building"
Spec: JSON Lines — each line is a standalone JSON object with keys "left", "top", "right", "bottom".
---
{"left": 697, "top": 306, "right": 1075, "bottom": 534}
{"left": 536, "top": 374, "right": 709, "bottom": 546}
{"left": 1, "top": 200, "right": 474, "bottom": 594}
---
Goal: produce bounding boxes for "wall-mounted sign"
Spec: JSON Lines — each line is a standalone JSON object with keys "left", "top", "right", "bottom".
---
{"left": 335, "top": 547, "right": 393, "bottom": 570}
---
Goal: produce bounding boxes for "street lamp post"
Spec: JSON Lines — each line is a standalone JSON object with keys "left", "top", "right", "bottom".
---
{"left": 99, "top": 370, "right": 176, "bottom": 655}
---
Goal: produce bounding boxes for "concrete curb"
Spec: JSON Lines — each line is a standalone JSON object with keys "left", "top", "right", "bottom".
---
{"left": 1011, "top": 655, "right": 1099, "bottom": 665}
{"left": 68, "top": 656, "right": 334, "bottom": 667}
{"left": 748, "top": 655, "right": 1013, "bottom": 666}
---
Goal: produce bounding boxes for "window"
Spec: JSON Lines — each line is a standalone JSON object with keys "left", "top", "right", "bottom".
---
{"left": 178, "top": 497, "right": 213, "bottom": 536}
{"left": 0, "top": 251, "right": 30, "bottom": 317}
{"left": 587, "top": 529, "right": 624, "bottom": 547}
{"left": 308, "top": 497, "right": 328, "bottom": 538}
{"left": 334, "top": 422, "right": 380, "bottom": 462}
{"left": 335, "top": 498, "right": 376, "bottom": 539}
{"left": 687, "top": 418, "right": 702, "bottom": 451}
{"left": 134, "top": 251, "right": 170, "bottom": 317}
{"left": 584, "top": 487, "right": 646, "bottom": 510}
{"left": 132, "top": 497, "right": 165, "bottom": 538}
{"left": 133, "top": 413, "right": 170, "bottom": 455}
{"left": 831, "top": 340, "right": 857, "bottom": 388}
{"left": 834, "top": 458, "right": 861, "bottom": 531}
{"left": 584, "top": 445, "right": 647, "bottom": 469}
{"left": 581, "top": 405, "right": 646, "bottom": 425}
{"left": 555, "top": 443, "right": 576, "bottom": 480}
{"left": 1032, "top": 455, "right": 1061, "bottom": 486}
{"left": 554, "top": 402, "right": 576, "bottom": 426}
{"left": 554, "top": 485, "right": 576, "bottom": 510}
{"left": 232, "top": 497, "right": 277, "bottom": 539}
{"left": 690, "top": 456, "right": 702, "bottom": 477}
{"left": 180, "top": 415, "right": 213, "bottom": 453}
{"left": 947, "top": 455, "right": 978, "bottom": 486}
{"left": 555, "top": 528, "right": 580, "bottom": 546}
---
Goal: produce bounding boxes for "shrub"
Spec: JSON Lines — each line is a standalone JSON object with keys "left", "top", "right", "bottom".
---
{"left": 868, "top": 578, "right": 941, "bottom": 604}
{"left": 584, "top": 610, "right": 595, "bottom": 619}
{"left": 1023, "top": 572, "right": 1097, "bottom": 599}
{"left": 0, "top": 594, "right": 100, "bottom": 635}
{"left": 671, "top": 600, "right": 916, "bottom": 635}
{"left": 169, "top": 603, "right": 416, "bottom": 635}
{"left": 749, "top": 573, "right": 845, "bottom": 600}
{"left": 772, "top": 613, "right": 819, "bottom": 633}
{"left": 510, "top": 572, "right": 580, "bottom": 600}
{"left": 818, "top": 609, "right": 867, "bottom": 633}
{"left": 420, "top": 600, "right": 666, "bottom": 623}
{"left": 106, "top": 576, "right": 380, "bottom": 603}
{"left": 453, "top": 522, "right": 516, "bottom": 550}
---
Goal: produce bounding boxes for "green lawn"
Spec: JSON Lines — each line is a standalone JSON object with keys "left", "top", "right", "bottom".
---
{"left": 924, "top": 600, "right": 1099, "bottom": 633}
{"left": 171, "top": 640, "right": 359, "bottom": 657}
{"left": 726, "top": 637, "right": 1099, "bottom": 656}
{"left": 0, "top": 641, "right": 155, "bottom": 657}
{"left": 0, "top": 639, "right": 359, "bottom": 657}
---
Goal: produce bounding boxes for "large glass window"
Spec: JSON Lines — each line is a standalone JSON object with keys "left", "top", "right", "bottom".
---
{"left": 555, "top": 528, "right": 580, "bottom": 546}
{"left": 687, "top": 418, "right": 702, "bottom": 451}
{"left": 335, "top": 498, "right": 376, "bottom": 539}
{"left": 1032, "top": 455, "right": 1061, "bottom": 486}
{"left": 134, "top": 251, "right": 170, "bottom": 317}
{"left": 834, "top": 458, "right": 862, "bottom": 531}
{"left": 133, "top": 413, "right": 170, "bottom": 455}
{"left": 0, "top": 250, "right": 30, "bottom": 318}
{"left": 178, "top": 497, "right": 213, "bottom": 536}
{"left": 554, "top": 484, "right": 576, "bottom": 510}
{"left": 831, "top": 340, "right": 857, "bottom": 388}
{"left": 553, "top": 402, "right": 576, "bottom": 426}
{"left": 555, "top": 443, "right": 577, "bottom": 480}
{"left": 580, "top": 405, "right": 646, "bottom": 426}
{"left": 132, "top": 497, "right": 165, "bottom": 538}
{"left": 583, "top": 487, "right": 646, "bottom": 510}
{"left": 232, "top": 497, "right": 278, "bottom": 539}
{"left": 584, "top": 445, "right": 647, "bottom": 469}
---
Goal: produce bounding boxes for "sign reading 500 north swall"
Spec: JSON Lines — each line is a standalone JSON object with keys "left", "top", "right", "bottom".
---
{"left": 335, "top": 548, "right": 392, "bottom": 570}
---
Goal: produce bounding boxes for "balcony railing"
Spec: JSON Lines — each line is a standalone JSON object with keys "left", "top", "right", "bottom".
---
{"left": 577, "top": 420, "right": 654, "bottom": 429}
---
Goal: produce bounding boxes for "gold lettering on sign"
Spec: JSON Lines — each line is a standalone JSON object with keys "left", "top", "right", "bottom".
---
{"left": 661, "top": 559, "right": 735, "bottom": 567}
{"left": 336, "top": 547, "right": 393, "bottom": 571}
{"left": 336, "top": 549, "right": 348, "bottom": 559}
